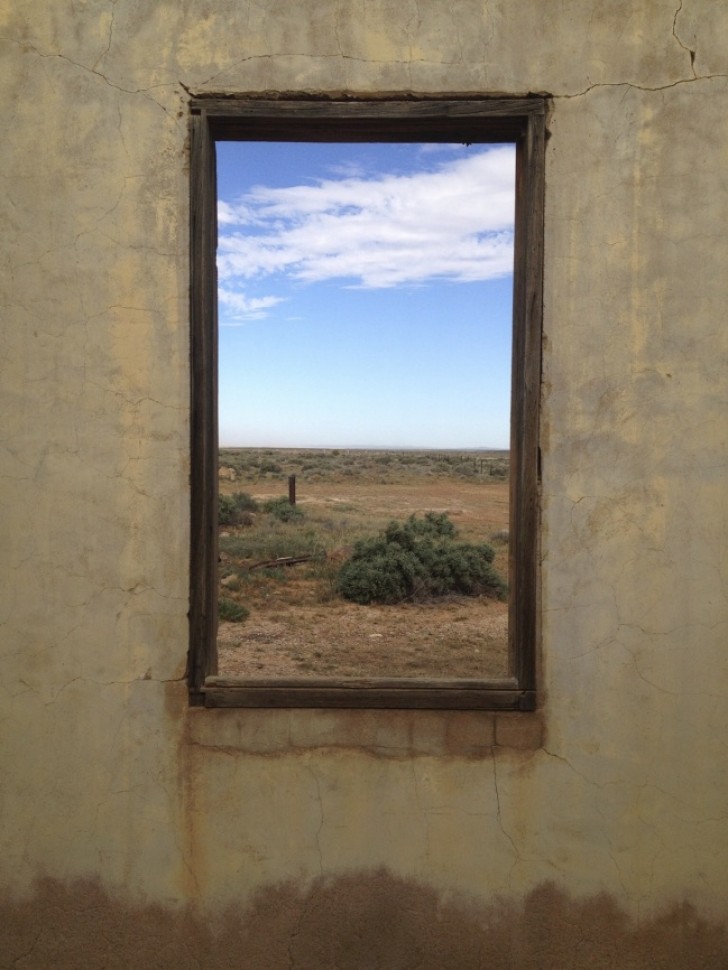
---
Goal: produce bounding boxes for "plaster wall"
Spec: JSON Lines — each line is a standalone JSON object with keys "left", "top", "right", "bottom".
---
{"left": 2, "top": 1, "right": 727, "bottom": 966}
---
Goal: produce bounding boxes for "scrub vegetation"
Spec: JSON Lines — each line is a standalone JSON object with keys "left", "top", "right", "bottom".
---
{"left": 217, "top": 447, "right": 510, "bottom": 679}
{"left": 336, "top": 512, "right": 506, "bottom": 605}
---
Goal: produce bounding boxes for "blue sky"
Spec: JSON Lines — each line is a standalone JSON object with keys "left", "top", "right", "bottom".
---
{"left": 217, "top": 140, "right": 515, "bottom": 449}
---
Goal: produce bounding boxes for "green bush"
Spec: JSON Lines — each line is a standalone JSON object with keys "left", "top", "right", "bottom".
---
{"left": 336, "top": 512, "right": 507, "bottom": 605}
{"left": 218, "top": 491, "right": 259, "bottom": 525}
{"left": 263, "top": 496, "right": 304, "bottom": 522}
{"left": 218, "top": 597, "right": 250, "bottom": 622}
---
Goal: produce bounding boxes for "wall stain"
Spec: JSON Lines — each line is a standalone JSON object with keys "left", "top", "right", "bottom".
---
{"left": 184, "top": 706, "right": 546, "bottom": 762}
{"left": 2, "top": 871, "right": 727, "bottom": 969}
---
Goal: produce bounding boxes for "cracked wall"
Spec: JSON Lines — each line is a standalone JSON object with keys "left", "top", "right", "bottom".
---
{"left": 1, "top": 1, "right": 727, "bottom": 966}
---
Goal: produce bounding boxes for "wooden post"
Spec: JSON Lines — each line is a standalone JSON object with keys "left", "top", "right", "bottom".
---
{"left": 288, "top": 474, "right": 296, "bottom": 506}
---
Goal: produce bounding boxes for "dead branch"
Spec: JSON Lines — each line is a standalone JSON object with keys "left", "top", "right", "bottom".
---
{"left": 248, "top": 553, "right": 326, "bottom": 572}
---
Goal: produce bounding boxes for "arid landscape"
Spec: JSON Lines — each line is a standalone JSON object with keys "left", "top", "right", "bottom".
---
{"left": 217, "top": 448, "right": 510, "bottom": 681}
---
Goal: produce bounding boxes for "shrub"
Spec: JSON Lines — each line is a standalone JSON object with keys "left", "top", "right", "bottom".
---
{"left": 263, "top": 496, "right": 304, "bottom": 522}
{"left": 218, "top": 491, "right": 259, "bottom": 525}
{"left": 336, "top": 512, "right": 507, "bottom": 605}
{"left": 218, "top": 597, "right": 250, "bottom": 622}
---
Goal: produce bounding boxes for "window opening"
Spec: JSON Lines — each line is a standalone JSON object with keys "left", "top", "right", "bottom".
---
{"left": 189, "top": 99, "right": 544, "bottom": 710}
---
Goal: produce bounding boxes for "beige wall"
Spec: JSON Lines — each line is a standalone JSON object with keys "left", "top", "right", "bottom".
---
{"left": 2, "top": 2, "right": 727, "bottom": 965}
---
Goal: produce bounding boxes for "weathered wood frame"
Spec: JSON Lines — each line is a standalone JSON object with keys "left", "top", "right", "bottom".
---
{"left": 188, "top": 97, "right": 545, "bottom": 710}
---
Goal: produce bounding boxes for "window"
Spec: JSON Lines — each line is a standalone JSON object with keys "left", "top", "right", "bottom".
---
{"left": 188, "top": 98, "right": 544, "bottom": 710}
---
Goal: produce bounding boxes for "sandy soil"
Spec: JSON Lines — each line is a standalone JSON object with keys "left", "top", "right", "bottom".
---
{"left": 218, "top": 597, "right": 508, "bottom": 680}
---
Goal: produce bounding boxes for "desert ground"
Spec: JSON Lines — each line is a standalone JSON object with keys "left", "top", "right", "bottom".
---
{"left": 217, "top": 448, "right": 510, "bottom": 681}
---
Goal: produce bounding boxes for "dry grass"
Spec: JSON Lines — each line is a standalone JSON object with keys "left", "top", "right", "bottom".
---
{"left": 217, "top": 448, "right": 510, "bottom": 681}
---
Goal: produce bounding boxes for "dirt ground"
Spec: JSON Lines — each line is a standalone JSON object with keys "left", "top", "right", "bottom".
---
{"left": 217, "top": 471, "right": 510, "bottom": 681}
{"left": 218, "top": 598, "right": 508, "bottom": 680}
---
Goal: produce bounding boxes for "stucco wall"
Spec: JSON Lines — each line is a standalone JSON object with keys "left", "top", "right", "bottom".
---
{"left": 2, "top": 2, "right": 727, "bottom": 966}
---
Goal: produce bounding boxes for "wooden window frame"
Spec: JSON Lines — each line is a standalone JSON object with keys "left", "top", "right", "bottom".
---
{"left": 188, "top": 96, "right": 544, "bottom": 711}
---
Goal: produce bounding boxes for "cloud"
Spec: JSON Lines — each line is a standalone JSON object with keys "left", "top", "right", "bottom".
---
{"left": 217, "top": 146, "right": 515, "bottom": 293}
{"left": 217, "top": 200, "right": 239, "bottom": 226}
{"left": 218, "top": 287, "right": 284, "bottom": 323}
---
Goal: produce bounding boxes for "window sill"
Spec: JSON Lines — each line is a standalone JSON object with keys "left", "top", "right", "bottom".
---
{"left": 196, "top": 676, "right": 536, "bottom": 712}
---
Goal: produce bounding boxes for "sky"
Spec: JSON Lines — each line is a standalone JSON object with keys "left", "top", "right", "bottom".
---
{"left": 216, "top": 140, "right": 515, "bottom": 449}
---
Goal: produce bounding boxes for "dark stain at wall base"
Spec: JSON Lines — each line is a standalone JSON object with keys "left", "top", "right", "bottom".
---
{"left": 2, "top": 871, "right": 727, "bottom": 970}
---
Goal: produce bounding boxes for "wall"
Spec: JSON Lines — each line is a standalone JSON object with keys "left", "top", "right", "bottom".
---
{"left": 2, "top": 1, "right": 727, "bottom": 966}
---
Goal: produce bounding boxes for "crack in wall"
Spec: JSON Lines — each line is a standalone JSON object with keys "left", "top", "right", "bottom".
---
{"left": 21, "top": 41, "right": 177, "bottom": 119}
{"left": 306, "top": 765, "right": 325, "bottom": 877}
{"left": 195, "top": 49, "right": 471, "bottom": 89}
{"left": 491, "top": 749, "right": 520, "bottom": 886}
{"left": 540, "top": 746, "right": 620, "bottom": 792}
{"left": 13, "top": 23, "right": 728, "bottom": 120}
{"left": 9, "top": 927, "right": 43, "bottom": 967}
{"left": 92, "top": 0, "right": 119, "bottom": 73}
{"left": 617, "top": 634, "right": 728, "bottom": 702}
{"left": 555, "top": 72, "right": 728, "bottom": 101}
{"left": 672, "top": 0, "right": 697, "bottom": 78}
{"left": 287, "top": 878, "right": 321, "bottom": 970}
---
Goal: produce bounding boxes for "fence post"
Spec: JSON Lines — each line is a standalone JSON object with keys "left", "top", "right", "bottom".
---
{"left": 288, "top": 474, "right": 296, "bottom": 506}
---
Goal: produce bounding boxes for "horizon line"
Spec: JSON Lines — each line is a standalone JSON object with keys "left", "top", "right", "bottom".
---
{"left": 219, "top": 444, "right": 510, "bottom": 452}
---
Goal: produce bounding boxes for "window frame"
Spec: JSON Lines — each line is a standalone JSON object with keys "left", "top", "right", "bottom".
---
{"left": 188, "top": 96, "right": 544, "bottom": 711}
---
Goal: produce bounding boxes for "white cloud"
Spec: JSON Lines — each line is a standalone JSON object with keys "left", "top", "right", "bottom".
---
{"left": 218, "top": 287, "right": 284, "bottom": 323}
{"left": 217, "top": 200, "right": 238, "bottom": 226}
{"left": 217, "top": 145, "right": 515, "bottom": 302}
